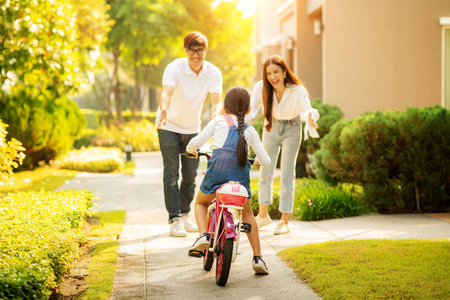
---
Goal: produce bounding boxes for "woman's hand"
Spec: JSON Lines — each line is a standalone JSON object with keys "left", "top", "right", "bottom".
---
{"left": 308, "top": 112, "right": 319, "bottom": 130}
{"left": 253, "top": 157, "right": 261, "bottom": 167}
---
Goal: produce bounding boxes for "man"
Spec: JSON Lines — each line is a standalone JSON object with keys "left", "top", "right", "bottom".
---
{"left": 157, "top": 31, "right": 223, "bottom": 237}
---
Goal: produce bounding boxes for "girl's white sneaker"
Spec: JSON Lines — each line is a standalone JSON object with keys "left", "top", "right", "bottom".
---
{"left": 252, "top": 255, "right": 269, "bottom": 275}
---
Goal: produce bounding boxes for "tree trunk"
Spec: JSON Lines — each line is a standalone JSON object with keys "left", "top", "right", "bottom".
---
{"left": 112, "top": 49, "right": 123, "bottom": 124}
{"left": 131, "top": 49, "right": 139, "bottom": 120}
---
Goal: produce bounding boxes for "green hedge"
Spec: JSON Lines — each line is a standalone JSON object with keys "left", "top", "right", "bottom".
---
{"left": 0, "top": 189, "right": 95, "bottom": 299}
{"left": 314, "top": 106, "right": 450, "bottom": 213}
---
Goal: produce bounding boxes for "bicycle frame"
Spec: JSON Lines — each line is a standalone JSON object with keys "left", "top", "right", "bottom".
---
{"left": 207, "top": 198, "right": 244, "bottom": 262}
{"left": 186, "top": 151, "right": 252, "bottom": 286}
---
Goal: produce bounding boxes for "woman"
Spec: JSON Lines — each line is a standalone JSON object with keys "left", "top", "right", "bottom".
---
{"left": 246, "top": 55, "right": 320, "bottom": 235}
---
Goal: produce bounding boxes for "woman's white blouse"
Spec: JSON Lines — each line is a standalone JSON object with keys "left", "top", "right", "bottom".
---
{"left": 186, "top": 115, "right": 271, "bottom": 167}
{"left": 246, "top": 80, "right": 320, "bottom": 140}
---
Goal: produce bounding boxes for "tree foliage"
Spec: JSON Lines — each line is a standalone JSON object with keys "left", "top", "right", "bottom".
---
{"left": 0, "top": 0, "right": 109, "bottom": 169}
{"left": 0, "top": 120, "right": 25, "bottom": 183}
{"left": 90, "top": 0, "right": 254, "bottom": 124}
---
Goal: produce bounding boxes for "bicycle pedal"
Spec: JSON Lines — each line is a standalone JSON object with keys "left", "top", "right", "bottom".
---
{"left": 240, "top": 222, "right": 252, "bottom": 233}
{"left": 188, "top": 250, "right": 204, "bottom": 258}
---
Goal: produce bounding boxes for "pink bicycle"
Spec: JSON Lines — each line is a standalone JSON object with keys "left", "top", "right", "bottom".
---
{"left": 188, "top": 152, "right": 253, "bottom": 286}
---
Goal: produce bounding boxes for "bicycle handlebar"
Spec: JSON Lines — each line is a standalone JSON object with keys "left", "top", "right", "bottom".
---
{"left": 184, "top": 151, "right": 255, "bottom": 165}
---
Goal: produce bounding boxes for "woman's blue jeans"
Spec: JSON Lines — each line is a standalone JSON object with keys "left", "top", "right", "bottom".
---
{"left": 258, "top": 117, "right": 301, "bottom": 213}
{"left": 157, "top": 129, "right": 199, "bottom": 222}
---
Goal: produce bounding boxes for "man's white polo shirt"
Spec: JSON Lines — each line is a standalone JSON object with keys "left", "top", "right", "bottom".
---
{"left": 156, "top": 57, "right": 222, "bottom": 134}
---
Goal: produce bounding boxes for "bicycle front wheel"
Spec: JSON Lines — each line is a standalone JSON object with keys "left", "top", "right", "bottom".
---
{"left": 215, "top": 231, "right": 234, "bottom": 286}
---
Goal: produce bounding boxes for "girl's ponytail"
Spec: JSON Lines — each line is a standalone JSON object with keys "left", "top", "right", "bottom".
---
{"left": 223, "top": 87, "right": 250, "bottom": 168}
{"left": 236, "top": 111, "right": 248, "bottom": 168}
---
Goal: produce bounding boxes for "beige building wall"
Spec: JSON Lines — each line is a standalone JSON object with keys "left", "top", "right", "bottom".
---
{"left": 323, "top": 0, "right": 450, "bottom": 118}
{"left": 254, "top": 0, "right": 285, "bottom": 81}
{"left": 296, "top": 0, "right": 323, "bottom": 99}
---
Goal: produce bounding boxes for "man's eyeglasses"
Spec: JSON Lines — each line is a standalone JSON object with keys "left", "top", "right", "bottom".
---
{"left": 187, "top": 48, "right": 204, "bottom": 56}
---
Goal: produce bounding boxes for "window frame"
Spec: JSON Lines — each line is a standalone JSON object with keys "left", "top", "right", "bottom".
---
{"left": 440, "top": 18, "right": 450, "bottom": 109}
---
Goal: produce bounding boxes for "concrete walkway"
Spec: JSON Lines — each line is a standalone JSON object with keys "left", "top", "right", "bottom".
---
{"left": 60, "top": 152, "right": 450, "bottom": 300}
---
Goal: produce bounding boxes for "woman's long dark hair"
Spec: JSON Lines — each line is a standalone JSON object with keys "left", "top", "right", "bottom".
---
{"left": 224, "top": 87, "right": 250, "bottom": 168}
{"left": 262, "top": 55, "right": 303, "bottom": 132}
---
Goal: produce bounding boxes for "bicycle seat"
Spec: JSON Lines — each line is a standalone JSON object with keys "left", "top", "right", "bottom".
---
{"left": 216, "top": 181, "right": 248, "bottom": 206}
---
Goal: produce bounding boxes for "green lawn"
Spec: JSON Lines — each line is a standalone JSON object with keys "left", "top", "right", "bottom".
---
{"left": 80, "top": 210, "right": 126, "bottom": 300}
{"left": 279, "top": 239, "right": 450, "bottom": 300}
{"left": 0, "top": 167, "right": 77, "bottom": 193}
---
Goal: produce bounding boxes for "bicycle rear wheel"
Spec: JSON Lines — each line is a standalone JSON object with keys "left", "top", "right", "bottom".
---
{"left": 215, "top": 225, "right": 234, "bottom": 286}
{"left": 203, "top": 217, "right": 214, "bottom": 271}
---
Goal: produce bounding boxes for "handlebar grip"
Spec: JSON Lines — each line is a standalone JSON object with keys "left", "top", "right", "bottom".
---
{"left": 185, "top": 151, "right": 196, "bottom": 158}
{"left": 248, "top": 158, "right": 255, "bottom": 165}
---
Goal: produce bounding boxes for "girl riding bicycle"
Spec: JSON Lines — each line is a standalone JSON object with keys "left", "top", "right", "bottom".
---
{"left": 186, "top": 86, "right": 271, "bottom": 275}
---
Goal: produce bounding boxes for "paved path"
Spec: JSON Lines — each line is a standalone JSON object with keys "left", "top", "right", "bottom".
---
{"left": 60, "top": 152, "right": 450, "bottom": 300}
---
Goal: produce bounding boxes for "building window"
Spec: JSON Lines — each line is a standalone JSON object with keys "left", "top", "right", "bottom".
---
{"left": 444, "top": 27, "right": 450, "bottom": 109}
{"left": 440, "top": 17, "right": 450, "bottom": 109}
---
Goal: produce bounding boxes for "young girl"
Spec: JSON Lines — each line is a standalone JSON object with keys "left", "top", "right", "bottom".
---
{"left": 186, "top": 86, "right": 271, "bottom": 275}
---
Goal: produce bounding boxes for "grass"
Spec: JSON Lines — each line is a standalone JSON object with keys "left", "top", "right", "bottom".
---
{"left": 279, "top": 239, "right": 450, "bottom": 300}
{"left": 1, "top": 159, "right": 135, "bottom": 194}
{"left": 0, "top": 166, "right": 77, "bottom": 193}
{"left": 79, "top": 210, "right": 126, "bottom": 300}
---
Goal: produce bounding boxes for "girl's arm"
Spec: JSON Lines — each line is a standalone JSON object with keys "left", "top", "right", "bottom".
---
{"left": 186, "top": 117, "right": 217, "bottom": 154}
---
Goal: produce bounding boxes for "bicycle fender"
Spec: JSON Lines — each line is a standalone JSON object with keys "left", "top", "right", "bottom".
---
{"left": 224, "top": 211, "right": 237, "bottom": 239}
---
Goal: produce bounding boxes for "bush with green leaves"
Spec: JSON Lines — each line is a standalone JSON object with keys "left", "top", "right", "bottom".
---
{"left": 250, "top": 180, "right": 281, "bottom": 219}
{"left": 74, "top": 119, "right": 160, "bottom": 152}
{"left": 249, "top": 99, "right": 343, "bottom": 178}
{"left": 292, "top": 179, "right": 370, "bottom": 221}
{"left": 56, "top": 147, "right": 124, "bottom": 173}
{"left": 296, "top": 98, "right": 344, "bottom": 178}
{"left": 0, "top": 120, "right": 25, "bottom": 183}
{"left": 314, "top": 105, "right": 450, "bottom": 213}
{"left": 0, "top": 189, "right": 95, "bottom": 299}
{"left": 0, "top": 87, "right": 85, "bottom": 170}
{"left": 250, "top": 178, "right": 368, "bottom": 220}
{"left": 80, "top": 109, "right": 157, "bottom": 130}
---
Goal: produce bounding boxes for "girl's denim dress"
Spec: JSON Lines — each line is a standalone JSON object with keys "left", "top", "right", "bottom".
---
{"left": 200, "top": 115, "right": 251, "bottom": 198}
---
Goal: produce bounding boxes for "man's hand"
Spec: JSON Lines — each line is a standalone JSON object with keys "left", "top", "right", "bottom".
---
{"left": 157, "top": 109, "right": 168, "bottom": 129}
{"left": 186, "top": 150, "right": 198, "bottom": 159}
{"left": 253, "top": 157, "right": 261, "bottom": 167}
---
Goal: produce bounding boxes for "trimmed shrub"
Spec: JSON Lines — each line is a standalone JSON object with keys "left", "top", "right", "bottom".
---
{"left": 55, "top": 147, "right": 124, "bottom": 173}
{"left": 0, "top": 189, "right": 95, "bottom": 299}
{"left": 315, "top": 106, "right": 450, "bottom": 213}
